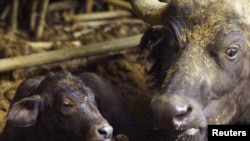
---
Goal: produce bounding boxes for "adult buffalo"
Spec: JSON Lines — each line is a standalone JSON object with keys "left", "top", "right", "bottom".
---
{"left": 131, "top": 0, "right": 250, "bottom": 140}
{"left": 0, "top": 71, "right": 113, "bottom": 141}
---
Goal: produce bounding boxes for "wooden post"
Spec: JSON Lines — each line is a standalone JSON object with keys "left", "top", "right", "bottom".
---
{"left": 0, "top": 34, "right": 143, "bottom": 72}
{"left": 35, "top": 0, "right": 49, "bottom": 39}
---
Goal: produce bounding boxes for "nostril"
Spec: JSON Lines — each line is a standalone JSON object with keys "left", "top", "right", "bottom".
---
{"left": 173, "top": 105, "right": 194, "bottom": 129}
{"left": 187, "top": 106, "right": 192, "bottom": 114}
{"left": 98, "top": 126, "right": 113, "bottom": 138}
{"left": 98, "top": 128, "right": 107, "bottom": 135}
{"left": 175, "top": 105, "right": 192, "bottom": 119}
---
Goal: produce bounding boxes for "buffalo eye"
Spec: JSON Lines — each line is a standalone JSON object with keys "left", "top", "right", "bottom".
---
{"left": 225, "top": 46, "right": 238, "bottom": 61}
{"left": 62, "top": 101, "right": 73, "bottom": 109}
{"left": 60, "top": 100, "right": 75, "bottom": 115}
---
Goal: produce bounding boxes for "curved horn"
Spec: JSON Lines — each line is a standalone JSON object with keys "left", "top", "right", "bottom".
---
{"left": 130, "top": 0, "right": 168, "bottom": 25}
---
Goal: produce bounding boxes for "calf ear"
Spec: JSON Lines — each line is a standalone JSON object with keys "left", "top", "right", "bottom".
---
{"left": 7, "top": 95, "right": 42, "bottom": 127}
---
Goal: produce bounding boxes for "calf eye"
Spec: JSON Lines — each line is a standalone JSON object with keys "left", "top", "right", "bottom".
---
{"left": 60, "top": 100, "right": 75, "bottom": 115}
{"left": 225, "top": 47, "right": 238, "bottom": 61}
{"left": 62, "top": 101, "right": 73, "bottom": 109}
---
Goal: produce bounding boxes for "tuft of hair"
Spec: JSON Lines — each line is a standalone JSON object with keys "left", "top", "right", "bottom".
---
{"left": 138, "top": 25, "right": 175, "bottom": 87}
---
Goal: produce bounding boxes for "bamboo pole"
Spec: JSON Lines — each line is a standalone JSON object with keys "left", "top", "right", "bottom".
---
{"left": 35, "top": 0, "right": 49, "bottom": 39}
{"left": 10, "top": 0, "right": 19, "bottom": 31}
{"left": 86, "top": 0, "right": 94, "bottom": 13}
{"left": 0, "top": 3, "right": 10, "bottom": 21}
{"left": 103, "top": 0, "right": 132, "bottom": 11}
{"left": 0, "top": 34, "right": 143, "bottom": 72}
{"left": 64, "top": 10, "right": 132, "bottom": 22}
{"left": 48, "top": 1, "right": 77, "bottom": 12}
{"left": 30, "top": 0, "right": 40, "bottom": 32}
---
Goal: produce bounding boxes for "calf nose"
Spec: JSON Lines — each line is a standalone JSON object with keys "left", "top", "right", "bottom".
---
{"left": 98, "top": 125, "right": 113, "bottom": 139}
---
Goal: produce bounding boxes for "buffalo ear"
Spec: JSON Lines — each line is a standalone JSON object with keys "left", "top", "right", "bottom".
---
{"left": 7, "top": 95, "right": 42, "bottom": 127}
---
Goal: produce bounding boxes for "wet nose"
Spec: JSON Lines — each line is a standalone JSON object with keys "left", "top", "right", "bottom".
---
{"left": 98, "top": 125, "right": 113, "bottom": 139}
{"left": 164, "top": 99, "right": 193, "bottom": 127}
{"left": 151, "top": 94, "right": 194, "bottom": 129}
{"left": 170, "top": 101, "right": 193, "bottom": 124}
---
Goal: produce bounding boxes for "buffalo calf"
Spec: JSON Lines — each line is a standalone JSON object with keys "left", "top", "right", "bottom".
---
{"left": 78, "top": 72, "right": 143, "bottom": 141}
{"left": 0, "top": 71, "right": 113, "bottom": 141}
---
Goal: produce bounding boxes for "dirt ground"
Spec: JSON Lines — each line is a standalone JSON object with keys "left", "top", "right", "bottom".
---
{"left": 0, "top": 0, "right": 156, "bottom": 138}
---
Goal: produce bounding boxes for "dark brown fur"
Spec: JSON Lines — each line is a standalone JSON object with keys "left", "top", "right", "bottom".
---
{"left": 78, "top": 72, "right": 143, "bottom": 141}
{"left": 0, "top": 71, "right": 113, "bottom": 141}
{"left": 138, "top": 0, "right": 250, "bottom": 141}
